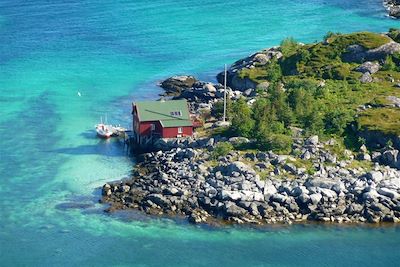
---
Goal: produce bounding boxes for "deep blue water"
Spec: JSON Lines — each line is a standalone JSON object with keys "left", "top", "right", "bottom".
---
{"left": 1, "top": 0, "right": 400, "bottom": 266}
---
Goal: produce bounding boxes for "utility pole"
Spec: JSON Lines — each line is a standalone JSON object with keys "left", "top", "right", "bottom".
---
{"left": 223, "top": 64, "right": 227, "bottom": 123}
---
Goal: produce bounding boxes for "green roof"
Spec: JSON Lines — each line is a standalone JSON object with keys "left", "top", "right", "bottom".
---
{"left": 134, "top": 99, "right": 192, "bottom": 127}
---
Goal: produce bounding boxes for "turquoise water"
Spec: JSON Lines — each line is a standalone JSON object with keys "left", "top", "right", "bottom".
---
{"left": 1, "top": 0, "right": 400, "bottom": 266}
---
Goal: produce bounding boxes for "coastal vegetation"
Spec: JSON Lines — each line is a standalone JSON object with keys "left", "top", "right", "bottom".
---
{"left": 217, "top": 30, "right": 400, "bottom": 152}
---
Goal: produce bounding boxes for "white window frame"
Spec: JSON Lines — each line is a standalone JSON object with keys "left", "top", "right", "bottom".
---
{"left": 178, "top": 127, "right": 183, "bottom": 134}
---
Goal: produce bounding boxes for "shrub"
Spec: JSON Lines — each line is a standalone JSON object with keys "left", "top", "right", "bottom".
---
{"left": 257, "top": 132, "right": 293, "bottom": 153}
{"left": 386, "top": 139, "right": 394, "bottom": 149}
{"left": 281, "top": 37, "right": 301, "bottom": 57}
{"left": 388, "top": 28, "right": 400, "bottom": 43}
{"left": 211, "top": 142, "right": 234, "bottom": 159}
{"left": 382, "top": 56, "right": 397, "bottom": 71}
{"left": 324, "top": 108, "right": 354, "bottom": 135}
{"left": 212, "top": 98, "right": 232, "bottom": 120}
{"left": 230, "top": 97, "right": 255, "bottom": 138}
{"left": 265, "top": 59, "right": 283, "bottom": 82}
{"left": 323, "top": 31, "right": 341, "bottom": 42}
{"left": 331, "top": 64, "right": 351, "bottom": 80}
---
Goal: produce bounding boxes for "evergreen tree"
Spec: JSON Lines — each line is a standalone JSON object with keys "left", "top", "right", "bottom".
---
{"left": 230, "top": 97, "right": 255, "bottom": 138}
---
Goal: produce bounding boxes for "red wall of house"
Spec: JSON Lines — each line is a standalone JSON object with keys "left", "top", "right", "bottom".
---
{"left": 138, "top": 121, "right": 162, "bottom": 136}
{"left": 162, "top": 126, "right": 193, "bottom": 138}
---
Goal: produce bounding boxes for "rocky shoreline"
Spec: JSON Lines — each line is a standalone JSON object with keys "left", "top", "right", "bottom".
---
{"left": 101, "top": 135, "right": 400, "bottom": 225}
{"left": 384, "top": 0, "right": 400, "bottom": 18}
{"left": 101, "top": 30, "right": 400, "bottom": 226}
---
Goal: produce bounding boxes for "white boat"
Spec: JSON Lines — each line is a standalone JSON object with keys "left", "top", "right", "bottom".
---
{"left": 96, "top": 123, "right": 114, "bottom": 138}
{"left": 95, "top": 116, "right": 114, "bottom": 138}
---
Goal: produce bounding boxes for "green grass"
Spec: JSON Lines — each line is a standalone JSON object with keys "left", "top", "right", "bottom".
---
{"left": 280, "top": 32, "right": 390, "bottom": 79}
{"left": 346, "top": 160, "right": 374, "bottom": 171}
{"left": 238, "top": 67, "right": 269, "bottom": 83}
{"left": 358, "top": 107, "right": 400, "bottom": 135}
{"left": 328, "top": 32, "right": 391, "bottom": 50}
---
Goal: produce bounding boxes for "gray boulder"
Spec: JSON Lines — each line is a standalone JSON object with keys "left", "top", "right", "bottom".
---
{"left": 378, "top": 187, "right": 400, "bottom": 200}
{"left": 360, "top": 72, "right": 373, "bottom": 83}
{"left": 381, "top": 149, "right": 400, "bottom": 168}
{"left": 291, "top": 186, "right": 310, "bottom": 197}
{"left": 305, "top": 135, "right": 319, "bottom": 146}
{"left": 221, "top": 190, "right": 242, "bottom": 201}
{"left": 366, "top": 171, "right": 384, "bottom": 183}
{"left": 228, "top": 137, "right": 250, "bottom": 145}
{"left": 146, "top": 194, "right": 170, "bottom": 208}
{"left": 226, "top": 161, "right": 255, "bottom": 175}
{"left": 253, "top": 53, "right": 270, "bottom": 65}
{"left": 355, "top": 61, "right": 380, "bottom": 74}
{"left": 366, "top": 42, "right": 400, "bottom": 61}
{"left": 309, "top": 193, "right": 322, "bottom": 205}
{"left": 223, "top": 201, "right": 248, "bottom": 217}
{"left": 160, "top": 75, "right": 197, "bottom": 94}
{"left": 264, "top": 180, "right": 278, "bottom": 200}
{"left": 319, "top": 188, "right": 337, "bottom": 199}
{"left": 256, "top": 81, "right": 270, "bottom": 91}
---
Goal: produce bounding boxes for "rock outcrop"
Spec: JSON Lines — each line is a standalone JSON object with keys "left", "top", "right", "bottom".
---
{"left": 216, "top": 47, "right": 283, "bottom": 91}
{"left": 342, "top": 41, "right": 400, "bottom": 63}
{"left": 384, "top": 0, "right": 400, "bottom": 18}
{"left": 102, "top": 137, "right": 400, "bottom": 225}
{"left": 160, "top": 75, "right": 197, "bottom": 95}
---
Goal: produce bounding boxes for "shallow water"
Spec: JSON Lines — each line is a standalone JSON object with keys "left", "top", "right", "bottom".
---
{"left": 1, "top": 0, "right": 400, "bottom": 266}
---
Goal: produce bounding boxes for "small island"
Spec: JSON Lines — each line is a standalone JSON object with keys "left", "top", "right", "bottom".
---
{"left": 101, "top": 29, "right": 400, "bottom": 225}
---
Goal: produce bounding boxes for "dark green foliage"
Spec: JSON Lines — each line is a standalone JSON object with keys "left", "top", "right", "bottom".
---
{"left": 393, "top": 52, "right": 400, "bottom": 66}
{"left": 323, "top": 31, "right": 341, "bottom": 41}
{"left": 280, "top": 32, "right": 390, "bottom": 79}
{"left": 265, "top": 59, "right": 283, "bottom": 82}
{"left": 280, "top": 37, "right": 300, "bottom": 58}
{"left": 268, "top": 84, "right": 293, "bottom": 125}
{"left": 226, "top": 30, "right": 399, "bottom": 153}
{"left": 257, "top": 132, "right": 293, "bottom": 153}
{"left": 388, "top": 28, "right": 400, "bottom": 43}
{"left": 230, "top": 98, "right": 255, "bottom": 138}
{"left": 211, "top": 142, "right": 234, "bottom": 159}
{"left": 212, "top": 98, "right": 232, "bottom": 119}
{"left": 382, "top": 56, "right": 397, "bottom": 71}
{"left": 331, "top": 64, "right": 351, "bottom": 80}
{"left": 324, "top": 108, "right": 354, "bottom": 135}
{"left": 238, "top": 59, "right": 282, "bottom": 83}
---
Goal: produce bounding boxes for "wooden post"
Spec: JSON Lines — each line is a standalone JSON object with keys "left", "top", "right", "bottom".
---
{"left": 223, "top": 64, "right": 227, "bottom": 122}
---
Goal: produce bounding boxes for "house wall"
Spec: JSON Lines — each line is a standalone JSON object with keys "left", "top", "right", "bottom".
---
{"left": 139, "top": 121, "right": 162, "bottom": 136}
{"left": 162, "top": 126, "right": 193, "bottom": 138}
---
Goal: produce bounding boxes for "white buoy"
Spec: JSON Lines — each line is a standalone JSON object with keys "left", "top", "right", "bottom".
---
{"left": 77, "top": 91, "right": 82, "bottom": 97}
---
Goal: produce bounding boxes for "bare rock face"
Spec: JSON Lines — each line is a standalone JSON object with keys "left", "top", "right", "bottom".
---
{"left": 384, "top": 0, "right": 400, "bottom": 18}
{"left": 366, "top": 42, "right": 400, "bottom": 61}
{"left": 343, "top": 42, "right": 400, "bottom": 63}
{"left": 160, "top": 75, "right": 197, "bottom": 95}
{"left": 216, "top": 47, "right": 282, "bottom": 91}
{"left": 360, "top": 72, "right": 373, "bottom": 83}
{"left": 355, "top": 62, "right": 380, "bottom": 74}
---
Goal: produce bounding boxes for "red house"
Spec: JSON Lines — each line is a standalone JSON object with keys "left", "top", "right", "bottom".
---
{"left": 132, "top": 99, "right": 193, "bottom": 145}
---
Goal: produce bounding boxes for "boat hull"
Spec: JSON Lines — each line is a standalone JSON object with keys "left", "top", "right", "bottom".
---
{"left": 96, "top": 123, "right": 114, "bottom": 138}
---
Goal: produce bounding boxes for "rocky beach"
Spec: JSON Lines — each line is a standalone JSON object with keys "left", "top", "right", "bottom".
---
{"left": 102, "top": 136, "right": 400, "bottom": 225}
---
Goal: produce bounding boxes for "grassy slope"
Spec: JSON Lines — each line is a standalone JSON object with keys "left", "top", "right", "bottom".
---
{"left": 238, "top": 31, "right": 400, "bottom": 136}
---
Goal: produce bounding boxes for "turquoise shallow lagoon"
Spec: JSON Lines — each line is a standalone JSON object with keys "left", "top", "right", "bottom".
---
{"left": 1, "top": 0, "right": 400, "bottom": 266}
